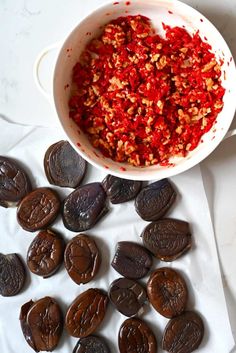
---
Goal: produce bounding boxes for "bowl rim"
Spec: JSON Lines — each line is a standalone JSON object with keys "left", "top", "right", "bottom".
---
{"left": 53, "top": 0, "right": 236, "bottom": 180}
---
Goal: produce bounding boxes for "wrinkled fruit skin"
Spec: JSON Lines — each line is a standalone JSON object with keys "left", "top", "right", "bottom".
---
{"left": 135, "top": 179, "right": 176, "bottom": 221}
{"left": 0, "top": 253, "right": 25, "bottom": 296}
{"left": 141, "top": 219, "right": 192, "bottom": 261}
{"left": 147, "top": 267, "right": 188, "bottom": 318}
{"left": 102, "top": 175, "right": 142, "bottom": 204}
{"left": 162, "top": 311, "right": 204, "bottom": 353}
{"left": 62, "top": 182, "right": 108, "bottom": 232}
{"left": 44, "top": 140, "right": 87, "bottom": 188}
{"left": 119, "top": 318, "right": 157, "bottom": 353}
{"left": 0, "top": 156, "right": 32, "bottom": 208}
{"left": 19, "top": 296, "right": 63, "bottom": 352}
{"left": 109, "top": 277, "right": 147, "bottom": 317}
{"left": 27, "top": 229, "right": 65, "bottom": 278}
{"left": 66, "top": 288, "right": 108, "bottom": 337}
{"left": 73, "top": 335, "right": 110, "bottom": 353}
{"left": 64, "top": 234, "right": 100, "bottom": 285}
{"left": 17, "top": 188, "right": 60, "bottom": 232}
{"left": 111, "top": 241, "right": 152, "bottom": 279}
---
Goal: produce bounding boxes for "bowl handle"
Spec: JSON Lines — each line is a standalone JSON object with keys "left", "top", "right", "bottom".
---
{"left": 33, "top": 42, "right": 62, "bottom": 101}
{"left": 224, "top": 129, "right": 236, "bottom": 140}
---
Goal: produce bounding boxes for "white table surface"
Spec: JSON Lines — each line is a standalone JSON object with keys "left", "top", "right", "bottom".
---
{"left": 1, "top": 0, "right": 236, "bottom": 352}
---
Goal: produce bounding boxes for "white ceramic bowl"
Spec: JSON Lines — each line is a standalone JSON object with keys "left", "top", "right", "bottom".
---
{"left": 52, "top": 0, "right": 236, "bottom": 180}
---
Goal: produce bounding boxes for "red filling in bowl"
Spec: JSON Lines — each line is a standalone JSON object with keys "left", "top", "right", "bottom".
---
{"left": 69, "top": 15, "right": 225, "bottom": 167}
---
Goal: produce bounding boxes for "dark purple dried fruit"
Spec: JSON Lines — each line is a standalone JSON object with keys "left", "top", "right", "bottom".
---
{"left": 27, "top": 229, "right": 65, "bottom": 278}
{"left": 141, "top": 219, "right": 191, "bottom": 261}
{"left": 17, "top": 187, "right": 60, "bottom": 232}
{"left": 162, "top": 311, "right": 204, "bottom": 353}
{"left": 44, "top": 140, "right": 87, "bottom": 188}
{"left": 20, "top": 296, "right": 63, "bottom": 352}
{"left": 135, "top": 179, "right": 176, "bottom": 221}
{"left": 119, "top": 318, "right": 157, "bottom": 353}
{"left": 147, "top": 267, "right": 188, "bottom": 318}
{"left": 0, "top": 253, "right": 26, "bottom": 296}
{"left": 102, "top": 175, "right": 142, "bottom": 204}
{"left": 73, "top": 336, "right": 110, "bottom": 353}
{"left": 65, "top": 288, "right": 108, "bottom": 337}
{"left": 111, "top": 241, "right": 152, "bottom": 279}
{"left": 0, "top": 156, "right": 32, "bottom": 208}
{"left": 62, "top": 182, "right": 108, "bottom": 232}
{"left": 64, "top": 234, "right": 100, "bottom": 285}
{"left": 109, "top": 277, "right": 147, "bottom": 317}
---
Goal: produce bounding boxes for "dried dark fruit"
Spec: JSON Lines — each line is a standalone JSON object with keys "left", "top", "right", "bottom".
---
{"left": 64, "top": 234, "right": 100, "bottom": 285}
{"left": 141, "top": 219, "right": 192, "bottom": 261}
{"left": 162, "top": 311, "right": 204, "bottom": 353}
{"left": 66, "top": 288, "right": 108, "bottom": 337}
{"left": 119, "top": 318, "right": 157, "bottom": 353}
{"left": 44, "top": 140, "right": 87, "bottom": 188}
{"left": 111, "top": 241, "right": 152, "bottom": 279}
{"left": 0, "top": 253, "right": 26, "bottom": 296}
{"left": 102, "top": 175, "right": 142, "bottom": 204}
{"left": 147, "top": 268, "right": 188, "bottom": 318}
{"left": 62, "top": 182, "right": 108, "bottom": 232}
{"left": 27, "top": 229, "right": 65, "bottom": 278}
{"left": 17, "top": 187, "right": 60, "bottom": 232}
{"left": 73, "top": 335, "right": 110, "bottom": 353}
{"left": 109, "top": 277, "right": 147, "bottom": 317}
{"left": 0, "top": 156, "right": 32, "bottom": 208}
{"left": 19, "top": 296, "right": 63, "bottom": 352}
{"left": 135, "top": 179, "right": 176, "bottom": 221}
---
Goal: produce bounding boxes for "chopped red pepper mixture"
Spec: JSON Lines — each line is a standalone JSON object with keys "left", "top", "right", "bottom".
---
{"left": 69, "top": 15, "right": 225, "bottom": 166}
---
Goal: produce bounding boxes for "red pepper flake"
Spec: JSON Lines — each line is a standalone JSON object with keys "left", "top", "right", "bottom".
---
{"left": 230, "top": 56, "right": 233, "bottom": 62}
{"left": 86, "top": 31, "right": 92, "bottom": 36}
{"left": 120, "top": 167, "right": 126, "bottom": 171}
{"left": 168, "top": 10, "right": 173, "bottom": 14}
{"left": 204, "top": 36, "right": 207, "bottom": 41}
{"left": 125, "top": 10, "right": 129, "bottom": 13}
{"left": 64, "top": 84, "right": 70, "bottom": 90}
{"left": 93, "top": 151, "right": 100, "bottom": 157}
{"left": 125, "top": 1, "right": 131, "bottom": 5}
{"left": 104, "top": 165, "right": 109, "bottom": 169}
{"left": 68, "top": 15, "right": 225, "bottom": 167}
{"left": 106, "top": 12, "right": 111, "bottom": 16}
{"left": 77, "top": 142, "right": 81, "bottom": 147}
{"left": 227, "top": 61, "right": 230, "bottom": 66}
{"left": 211, "top": 136, "right": 215, "bottom": 140}
{"left": 77, "top": 130, "right": 81, "bottom": 135}
{"left": 113, "top": 1, "right": 119, "bottom": 4}
{"left": 200, "top": 18, "right": 204, "bottom": 22}
{"left": 81, "top": 148, "right": 85, "bottom": 153}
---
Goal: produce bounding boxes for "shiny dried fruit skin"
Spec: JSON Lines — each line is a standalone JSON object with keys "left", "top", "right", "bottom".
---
{"left": 141, "top": 219, "right": 191, "bottom": 261}
{"left": 73, "top": 335, "right": 110, "bottom": 353}
{"left": 44, "top": 140, "right": 87, "bottom": 188}
{"left": 66, "top": 288, "right": 108, "bottom": 337}
{"left": 62, "top": 182, "right": 108, "bottom": 232}
{"left": 0, "top": 156, "right": 32, "bottom": 208}
{"left": 19, "top": 296, "right": 63, "bottom": 352}
{"left": 0, "top": 253, "right": 26, "bottom": 296}
{"left": 102, "top": 175, "right": 142, "bottom": 204}
{"left": 111, "top": 241, "right": 152, "bottom": 279}
{"left": 17, "top": 187, "right": 60, "bottom": 232}
{"left": 147, "top": 268, "right": 188, "bottom": 318}
{"left": 109, "top": 277, "right": 147, "bottom": 317}
{"left": 118, "top": 318, "right": 157, "bottom": 353}
{"left": 162, "top": 311, "right": 204, "bottom": 353}
{"left": 64, "top": 234, "right": 100, "bottom": 285}
{"left": 27, "top": 229, "right": 65, "bottom": 278}
{"left": 135, "top": 179, "right": 176, "bottom": 221}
